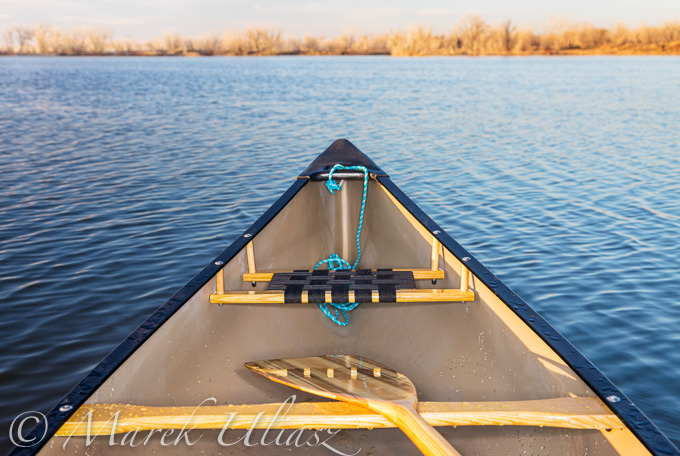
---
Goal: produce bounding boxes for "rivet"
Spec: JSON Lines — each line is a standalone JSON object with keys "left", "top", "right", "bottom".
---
{"left": 606, "top": 395, "right": 621, "bottom": 403}
{"left": 59, "top": 404, "right": 73, "bottom": 412}
{"left": 433, "top": 230, "right": 441, "bottom": 235}
{"left": 244, "top": 233, "right": 252, "bottom": 238}
{"left": 462, "top": 257, "right": 471, "bottom": 262}
{"left": 215, "top": 261, "right": 224, "bottom": 266}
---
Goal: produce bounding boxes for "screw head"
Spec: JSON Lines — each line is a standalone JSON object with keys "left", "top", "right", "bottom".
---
{"left": 433, "top": 230, "right": 441, "bottom": 235}
{"left": 214, "top": 261, "right": 224, "bottom": 266}
{"left": 462, "top": 257, "right": 471, "bottom": 262}
{"left": 606, "top": 395, "right": 621, "bottom": 403}
{"left": 59, "top": 404, "right": 73, "bottom": 412}
{"left": 244, "top": 233, "right": 252, "bottom": 238}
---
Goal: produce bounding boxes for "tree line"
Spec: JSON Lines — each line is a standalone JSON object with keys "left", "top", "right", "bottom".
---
{"left": 2, "top": 17, "right": 680, "bottom": 56}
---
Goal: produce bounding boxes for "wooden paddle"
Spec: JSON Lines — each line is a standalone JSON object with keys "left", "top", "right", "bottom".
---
{"left": 245, "top": 354, "right": 462, "bottom": 456}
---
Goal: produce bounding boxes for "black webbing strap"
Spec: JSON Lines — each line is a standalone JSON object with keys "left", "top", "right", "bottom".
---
{"left": 331, "top": 284, "right": 350, "bottom": 303}
{"left": 312, "top": 269, "right": 329, "bottom": 276}
{"left": 307, "top": 288, "right": 326, "bottom": 303}
{"left": 284, "top": 284, "right": 304, "bottom": 303}
{"left": 354, "top": 288, "right": 373, "bottom": 302}
{"left": 377, "top": 284, "right": 397, "bottom": 302}
{"left": 376, "top": 269, "right": 394, "bottom": 280}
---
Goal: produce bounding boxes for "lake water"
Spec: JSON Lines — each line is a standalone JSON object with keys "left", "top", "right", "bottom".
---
{"left": 0, "top": 56, "right": 679, "bottom": 452}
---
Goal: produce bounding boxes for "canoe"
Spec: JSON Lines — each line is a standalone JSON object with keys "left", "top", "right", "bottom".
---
{"left": 15, "top": 139, "right": 678, "bottom": 456}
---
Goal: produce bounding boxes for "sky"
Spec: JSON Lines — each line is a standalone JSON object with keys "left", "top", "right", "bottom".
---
{"left": 1, "top": 0, "right": 679, "bottom": 41}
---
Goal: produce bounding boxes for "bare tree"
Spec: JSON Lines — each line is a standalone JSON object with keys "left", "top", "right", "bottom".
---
{"left": 387, "top": 30, "right": 407, "bottom": 56}
{"left": 163, "top": 34, "right": 184, "bottom": 54}
{"left": 351, "top": 33, "right": 382, "bottom": 53}
{"left": 12, "top": 25, "right": 35, "bottom": 53}
{"left": 513, "top": 29, "right": 536, "bottom": 52}
{"left": 662, "top": 21, "right": 680, "bottom": 42}
{"left": 64, "top": 29, "right": 88, "bottom": 54}
{"left": 88, "top": 28, "right": 112, "bottom": 54}
{"left": 3, "top": 27, "right": 15, "bottom": 53}
{"left": 460, "top": 15, "right": 487, "bottom": 55}
{"left": 203, "top": 35, "right": 222, "bottom": 55}
{"left": 191, "top": 34, "right": 221, "bottom": 55}
{"left": 501, "top": 20, "right": 516, "bottom": 52}
{"left": 302, "top": 35, "right": 319, "bottom": 52}
{"left": 340, "top": 33, "right": 354, "bottom": 52}
{"left": 246, "top": 27, "right": 281, "bottom": 54}
{"left": 33, "top": 24, "right": 51, "bottom": 53}
{"left": 612, "top": 23, "right": 630, "bottom": 46}
{"left": 113, "top": 38, "right": 137, "bottom": 55}
{"left": 222, "top": 29, "right": 249, "bottom": 55}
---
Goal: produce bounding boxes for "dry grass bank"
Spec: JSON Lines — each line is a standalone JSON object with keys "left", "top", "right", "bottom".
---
{"left": 2, "top": 17, "right": 680, "bottom": 57}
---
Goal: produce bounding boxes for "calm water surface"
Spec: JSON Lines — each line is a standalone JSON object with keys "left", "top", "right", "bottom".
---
{"left": 1, "top": 56, "right": 679, "bottom": 452}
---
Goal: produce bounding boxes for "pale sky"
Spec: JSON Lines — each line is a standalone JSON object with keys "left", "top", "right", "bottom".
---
{"left": 1, "top": 0, "right": 678, "bottom": 41}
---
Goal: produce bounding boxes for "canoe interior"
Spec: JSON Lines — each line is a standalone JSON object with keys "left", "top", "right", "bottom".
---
{"left": 39, "top": 179, "right": 645, "bottom": 455}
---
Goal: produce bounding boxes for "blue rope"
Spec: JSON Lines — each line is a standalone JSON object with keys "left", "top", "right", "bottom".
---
{"left": 315, "top": 164, "right": 368, "bottom": 326}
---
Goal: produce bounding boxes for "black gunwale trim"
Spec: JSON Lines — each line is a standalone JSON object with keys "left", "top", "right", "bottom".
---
{"left": 376, "top": 175, "right": 680, "bottom": 456}
{"left": 11, "top": 178, "right": 308, "bottom": 456}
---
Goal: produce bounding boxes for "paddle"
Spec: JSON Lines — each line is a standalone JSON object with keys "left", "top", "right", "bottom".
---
{"left": 245, "top": 354, "right": 462, "bottom": 456}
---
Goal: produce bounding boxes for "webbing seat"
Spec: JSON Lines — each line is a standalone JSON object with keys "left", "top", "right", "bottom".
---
{"left": 210, "top": 268, "right": 475, "bottom": 304}
{"left": 268, "top": 269, "right": 415, "bottom": 303}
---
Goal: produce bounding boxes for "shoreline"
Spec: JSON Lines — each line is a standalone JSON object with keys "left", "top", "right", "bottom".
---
{"left": 3, "top": 48, "right": 680, "bottom": 57}
{"left": 4, "top": 19, "right": 679, "bottom": 58}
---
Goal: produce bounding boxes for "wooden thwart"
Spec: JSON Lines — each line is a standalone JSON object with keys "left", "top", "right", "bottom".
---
{"left": 243, "top": 268, "right": 446, "bottom": 282}
{"left": 210, "top": 288, "right": 474, "bottom": 304}
{"left": 57, "top": 397, "right": 624, "bottom": 436}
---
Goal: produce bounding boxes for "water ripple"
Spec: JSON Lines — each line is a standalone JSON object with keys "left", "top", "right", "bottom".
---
{"left": 0, "top": 56, "right": 679, "bottom": 451}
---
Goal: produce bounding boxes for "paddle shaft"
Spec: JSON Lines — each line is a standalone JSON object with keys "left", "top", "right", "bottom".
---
{"left": 369, "top": 400, "right": 462, "bottom": 456}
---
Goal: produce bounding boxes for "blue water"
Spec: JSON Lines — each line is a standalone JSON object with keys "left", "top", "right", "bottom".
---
{"left": 0, "top": 56, "right": 679, "bottom": 452}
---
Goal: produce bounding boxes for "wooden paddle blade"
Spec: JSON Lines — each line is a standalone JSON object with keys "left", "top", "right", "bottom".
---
{"left": 244, "top": 354, "right": 416, "bottom": 406}
{"left": 246, "top": 354, "right": 462, "bottom": 456}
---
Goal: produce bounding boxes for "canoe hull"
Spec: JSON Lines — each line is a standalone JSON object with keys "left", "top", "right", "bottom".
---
{"left": 16, "top": 140, "right": 678, "bottom": 456}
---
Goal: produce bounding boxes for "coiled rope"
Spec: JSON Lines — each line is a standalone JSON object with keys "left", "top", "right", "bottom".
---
{"left": 314, "top": 164, "right": 368, "bottom": 326}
